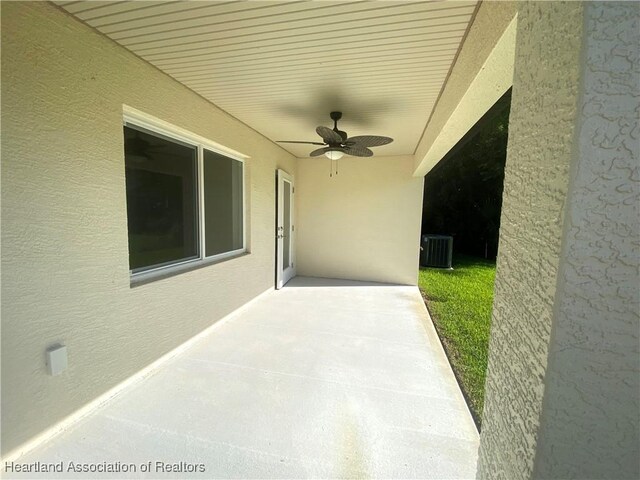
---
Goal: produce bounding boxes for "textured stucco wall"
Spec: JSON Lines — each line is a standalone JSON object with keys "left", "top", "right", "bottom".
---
{"left": 477, "top": 2, "right": 586, "bottom": 478}
{"left": 533, "top": 2, "right": 640, "bottom": 478}
{"left": 1, "top": 2, "right": 296, "bottom": 457}
{"left": 478, "top": 2, "right": 640, "bottom": 479}
{"left": 413, "top": 1, "right": 516, "bottom": 177}
{"left": 296, "top": 155, "right": 424, "bottom": 286}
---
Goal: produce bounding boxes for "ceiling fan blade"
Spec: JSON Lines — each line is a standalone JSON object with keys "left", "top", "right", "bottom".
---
{"left": 344, "top": 146, "right": 373, "bottom": 157}
{"left": 345, "top": 135, "right": 393, "bottom": 147}
{"left": 277, "top": 140, "right": 326, "bottom": 145}
{"left": 310, "top": 147, "right": 329, "bottom": 157}
{"left": 316, "top": 126, "right": 343, "bottom": 145}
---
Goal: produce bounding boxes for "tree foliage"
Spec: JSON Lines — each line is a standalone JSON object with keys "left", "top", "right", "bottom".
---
{"left": 421, "top": 103, "right": 510, "bottom": 259}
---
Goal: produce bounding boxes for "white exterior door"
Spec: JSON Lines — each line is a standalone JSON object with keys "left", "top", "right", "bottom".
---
{"left": 276, "top": 169, "right": 295, "bottom": 289}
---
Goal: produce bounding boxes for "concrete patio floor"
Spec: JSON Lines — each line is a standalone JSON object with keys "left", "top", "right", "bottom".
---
{"left": 8, "top": 277, "right": 479, "bottom": 479}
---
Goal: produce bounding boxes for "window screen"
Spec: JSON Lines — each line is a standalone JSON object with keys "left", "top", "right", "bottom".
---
{"left": 203, "top": 149, "right": 244, "bottom": 257}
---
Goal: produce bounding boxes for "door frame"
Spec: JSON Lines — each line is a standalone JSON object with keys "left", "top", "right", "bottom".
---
{"left": 276, "top": 169, "right": 296, "bottom": 289}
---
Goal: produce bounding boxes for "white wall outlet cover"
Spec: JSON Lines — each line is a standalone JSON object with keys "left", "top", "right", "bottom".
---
{"left": 46, "top": 345, "right": 68, "bottom": 376}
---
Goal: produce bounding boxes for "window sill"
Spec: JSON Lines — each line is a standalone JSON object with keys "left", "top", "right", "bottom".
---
{"left": 130, "top": 251, "right": 250, "bottom": 288}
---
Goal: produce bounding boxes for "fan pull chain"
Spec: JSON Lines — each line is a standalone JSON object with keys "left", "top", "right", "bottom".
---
{"left": 328, "top": 159, "right": 339, "bottom": 177}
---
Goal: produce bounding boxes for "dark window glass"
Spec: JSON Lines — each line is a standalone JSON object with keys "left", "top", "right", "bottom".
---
{"left": 124, "top": 125, "right": 198, "bottom": 271}
{"left": 204, "top": 149, "right": 244, "bottom": 256}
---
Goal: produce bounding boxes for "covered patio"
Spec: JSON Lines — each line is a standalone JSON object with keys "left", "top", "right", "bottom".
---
{"left": 2, "top": 1, "right": 638, "bottom": 478}
{"left": 7, "top": 278, "right": 478, "bottom": 479}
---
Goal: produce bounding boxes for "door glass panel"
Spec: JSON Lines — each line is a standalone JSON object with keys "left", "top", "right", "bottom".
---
{"left": 283, "top": 181, "right": 291, "bottom": 269}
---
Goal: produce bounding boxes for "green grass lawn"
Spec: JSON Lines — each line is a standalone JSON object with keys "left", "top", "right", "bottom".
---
{"left": 418, "top": 255, "right": 496, "bottom": 428}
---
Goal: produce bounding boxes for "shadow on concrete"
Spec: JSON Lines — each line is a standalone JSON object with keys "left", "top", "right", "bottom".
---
{"left": 283, "top": 276, "right": 406, "bottom": 288}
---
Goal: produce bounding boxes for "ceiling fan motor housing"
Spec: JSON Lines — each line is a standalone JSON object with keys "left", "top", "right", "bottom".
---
{"left": 329, "top": 112, "right": 347, "bottom": 142}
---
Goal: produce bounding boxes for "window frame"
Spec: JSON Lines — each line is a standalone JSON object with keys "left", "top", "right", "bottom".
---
{"left": 123, "top": 107, "right": 248, "bottom": 282}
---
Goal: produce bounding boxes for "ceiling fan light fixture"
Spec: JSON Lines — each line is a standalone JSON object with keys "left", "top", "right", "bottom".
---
{"left": 324, "top": 149, "right": 344, "bottom": 160}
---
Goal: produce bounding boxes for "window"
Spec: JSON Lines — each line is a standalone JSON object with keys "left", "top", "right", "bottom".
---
{"left": 123, "top": 119, "right": 245, "bottom": 277}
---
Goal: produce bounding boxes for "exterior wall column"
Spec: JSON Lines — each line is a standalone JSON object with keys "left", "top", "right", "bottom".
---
{"left": 477, "top": 2, "right": 639, "bottom": 479}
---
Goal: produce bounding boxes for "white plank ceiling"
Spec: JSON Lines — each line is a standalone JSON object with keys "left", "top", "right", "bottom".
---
{"left": 55, "top": 0, "right": 478, "bottom": 158}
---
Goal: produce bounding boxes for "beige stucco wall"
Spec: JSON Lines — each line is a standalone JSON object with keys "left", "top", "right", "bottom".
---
{"left": 296, "top": 155, "right": 424, "bottom": 286}
{"left": 532, "top": 2, "right": 640, "bottom": 477}
{"left": 413, "top": 1, "right": 516, "bottom": 177}
{"left": 1, "top": 1, "right": 296, "bottom": 457}
{"left": 478, "top": 2, "right": 640, "bottom": 479}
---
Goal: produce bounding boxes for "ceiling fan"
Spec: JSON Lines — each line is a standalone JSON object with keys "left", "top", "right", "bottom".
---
{"left": 277, "top": 111, "right": 393, "bottom": 160}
